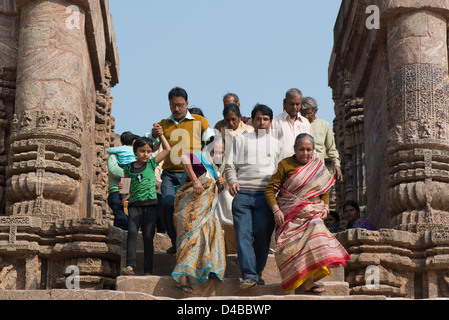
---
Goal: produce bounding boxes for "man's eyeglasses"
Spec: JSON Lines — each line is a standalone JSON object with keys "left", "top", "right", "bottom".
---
{"left": 301, "top": 112, "right": 315, "bottom": 117}
{"left": 170, "top": 103, "right": 186, "bottom": 109}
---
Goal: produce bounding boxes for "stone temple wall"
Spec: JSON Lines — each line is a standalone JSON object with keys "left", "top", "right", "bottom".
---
{"left": 0, "top": 0, "right": 121, "bottom": 290}
{"left": 330, "top": 0, "right": 449, "bottom": 298}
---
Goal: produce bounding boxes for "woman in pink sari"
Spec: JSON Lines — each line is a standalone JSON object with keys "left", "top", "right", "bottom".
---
{"left": 265, "top": 133, "right": 350, "bottom": 295}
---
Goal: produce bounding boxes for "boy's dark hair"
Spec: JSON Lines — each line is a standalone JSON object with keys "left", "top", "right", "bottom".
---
{"left": 251, "top": 104, "right": 273, "bottom": 121}
{"left": 168, "top": 87, "right": 188, "bottom": 102}
{"left": 223, "top": 103, "right": 241, "bottom": 118}
{"left": 189, "top": 107, "right": 204, "bottom": 117}
{"left": 121, "top": 131, "right": 138, "bottom": 146}
{"left": 133, "top": 136, "right": 154, "bottom": 154}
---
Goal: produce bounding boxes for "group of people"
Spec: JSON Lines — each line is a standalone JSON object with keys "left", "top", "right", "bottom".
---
{"left": 106, "top": 86, "right": 377, "bottom": 296}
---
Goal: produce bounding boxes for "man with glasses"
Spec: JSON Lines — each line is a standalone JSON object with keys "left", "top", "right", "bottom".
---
{"left": 147, "top": 87, "right": 215, "bottom": 253}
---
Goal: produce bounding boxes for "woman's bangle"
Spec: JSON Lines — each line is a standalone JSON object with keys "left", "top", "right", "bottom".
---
{"left": 273, "top": 209, "right": 281, "bottom": 215}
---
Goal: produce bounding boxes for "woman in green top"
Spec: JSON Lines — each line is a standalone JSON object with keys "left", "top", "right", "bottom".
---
{"left": 121, "top": 125, "right": 171, "bottom": 276}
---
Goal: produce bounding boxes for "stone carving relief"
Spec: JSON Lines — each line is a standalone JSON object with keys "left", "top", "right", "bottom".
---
{"left": 386, "top": 64, "right": 449, "bottom": 229}
{"left": 6, "top": 110, "right": 83, "bottom": 218}
{"left": 11, "top": 110, "right": 83, "bottom": 139}
{"left": 92, "top": 61, "right": 116, "bottom": 221}
{"left": 388, "top": 65, "right": 449, "bottom": 146}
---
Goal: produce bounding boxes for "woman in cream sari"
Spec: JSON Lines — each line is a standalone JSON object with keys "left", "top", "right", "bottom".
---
{"left": 172, "top": 136, "right": 226, "bottom": 294}
{"left": 217, "top": 103, "right": 254, "bottom": 254}
{"left": 265, "top": 133, "right": 350, "bottom": 295}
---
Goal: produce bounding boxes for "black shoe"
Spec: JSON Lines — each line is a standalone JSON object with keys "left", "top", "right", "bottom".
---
{"left": 166, "top": 246, "right": 177, "bottom": 254}
{"left": 257, "top": 278, "right": 265, "bottom": 286}
{"left": 239, "top": 278, "right": 257, "bottom": 289}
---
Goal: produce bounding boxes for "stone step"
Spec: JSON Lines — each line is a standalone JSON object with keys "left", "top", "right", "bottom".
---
{"left": 115, "top": 275, "right": 350, "bottom": 299}
{"left": 119, "top": 231, "right": 349, "bottom": 298}
{"left": 0, "top": 289, "right": 389, "bottom": 301}
{"left": 130, "top": 252, "right": 345, "bottom": 282}
{"left": 124, "top": 233, "right": 345, "bottom": 281}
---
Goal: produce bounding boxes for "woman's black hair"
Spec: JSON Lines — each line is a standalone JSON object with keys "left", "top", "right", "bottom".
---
{"left": 342, "top": 200, "right": 361, "bottom": 214}
{"left": 223, "top": 103, "right": 241, "bottom": 118}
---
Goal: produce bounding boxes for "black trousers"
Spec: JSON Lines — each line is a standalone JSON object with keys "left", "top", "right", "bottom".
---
{"left": 126, "top": 205, "right": 158, "bottom": 274}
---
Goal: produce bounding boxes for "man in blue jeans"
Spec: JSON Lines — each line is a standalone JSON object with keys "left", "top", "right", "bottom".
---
{"left": 225, "top": 104, "right": 282, "bottom": 289}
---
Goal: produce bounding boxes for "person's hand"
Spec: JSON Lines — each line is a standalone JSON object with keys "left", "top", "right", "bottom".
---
{"left": 229, "top": 182, "right": 240, "bottom": 197}
{"left": 334, "top": 165, "right": 343, "bottom": 181}
{"left": 193, "top": 180, "right": 205, "bottom": 195}
{"left": 321, "top": 207, "right": 329, "bottom": 220}
{"left": 155, "top": 178, "right": 161, "bottom": 190}
{"left": 118, "top": 182, "right": 123, "bottom": 190}
{"left": 273, "top": 183, "right": 281, "bottom": 193}
{"left": 216, "top": 176, "right": 224, "bottom": 188}
{"left": 274, "top": 210, "right": 284, "bottom": 226}
{"left": 121, "top": 195, "right": 129, "bottom": 206}
{"left": 152, "top": 123, "right": 164, "bottom": 138}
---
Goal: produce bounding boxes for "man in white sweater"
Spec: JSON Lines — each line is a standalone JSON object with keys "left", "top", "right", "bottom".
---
{"left": 225, "top": 104, "right": 282, "bottom": 289}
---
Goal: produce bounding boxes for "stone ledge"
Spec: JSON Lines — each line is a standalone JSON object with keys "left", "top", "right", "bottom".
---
{"left": 0, "top": 289, "right": 385, "bottom": 301}
{"left": 115, "top": 275, "right": 350, "bottom": 299}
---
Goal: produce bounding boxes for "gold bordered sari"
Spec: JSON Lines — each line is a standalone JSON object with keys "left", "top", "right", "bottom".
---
{"left": 275, "top": 154, "right": 350, "bottom": 292}
{"left": 172, "top": 152, "right": 226, "bottom": 285}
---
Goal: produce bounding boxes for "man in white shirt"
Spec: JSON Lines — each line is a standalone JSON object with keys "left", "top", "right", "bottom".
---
{"left": 225, "top": 104, "right": 282, "bottom": 289}
{"left": 270, "top": 88, "right": 311, "bottom": 160}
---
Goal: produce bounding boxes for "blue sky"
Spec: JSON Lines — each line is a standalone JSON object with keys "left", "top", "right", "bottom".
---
{"left": 109, "top": 0, "right": 342, "bottom": 137}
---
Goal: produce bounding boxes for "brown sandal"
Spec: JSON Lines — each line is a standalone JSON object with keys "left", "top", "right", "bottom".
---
{"left": 120, "top": 266, "right": 134, "bottom": 276}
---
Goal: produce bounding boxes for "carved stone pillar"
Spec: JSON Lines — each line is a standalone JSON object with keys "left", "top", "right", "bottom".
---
{"left": 332, "top": 69, "right": 366, "bottom": 218}
{"left": 0, "top": 0, "right": 19, "bottom": 215}
{"left": 344, "top": 97, "right": 365, "bottom": 210}
{"left": 6, "top": 0, "right": 89, "bottom": 219}
{"left": 93, "top": 61, "right": 116, "bottom": 221}
{"left": 0, "top": 1, "right": 122, "bottom": 290}
{"left": 386, "top": 11, "right": 449, "bottom": 232}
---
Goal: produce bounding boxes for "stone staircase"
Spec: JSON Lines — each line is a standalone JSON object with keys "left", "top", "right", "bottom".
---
{"left": 116, "top": 232, "right": 352, "bottom": 299}
{"left": 0, "top": 230, "right": 392, "bottom": 300}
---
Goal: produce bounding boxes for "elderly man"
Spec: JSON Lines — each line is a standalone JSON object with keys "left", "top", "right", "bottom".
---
{"left": 300, "top": 97, "right": 343, "bottom": 181}
{"left": 270, "top": 88, "right": 311, "bottom": 160}
{"left": 147, "top": 87, "right": 215, "bottom": 253}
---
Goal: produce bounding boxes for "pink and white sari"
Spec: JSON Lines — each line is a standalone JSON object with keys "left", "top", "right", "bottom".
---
{"left": 275, "top": 154, "right": 350, "bottom": 292}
